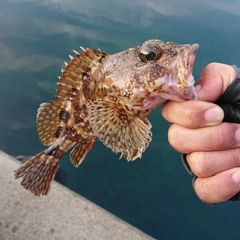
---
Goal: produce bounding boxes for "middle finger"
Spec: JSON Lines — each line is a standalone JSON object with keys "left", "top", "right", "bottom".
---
{"left": 168, "top": 122, "right": 240, "bottom": 153}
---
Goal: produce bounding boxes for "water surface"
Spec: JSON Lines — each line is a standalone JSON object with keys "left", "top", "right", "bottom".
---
{"left": 1, "top": 0, "right": 240, "bottom": 239}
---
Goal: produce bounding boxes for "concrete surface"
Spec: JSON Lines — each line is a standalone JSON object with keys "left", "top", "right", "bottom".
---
{"left": 0, "top": 151, "right": 154, "bottom": 240}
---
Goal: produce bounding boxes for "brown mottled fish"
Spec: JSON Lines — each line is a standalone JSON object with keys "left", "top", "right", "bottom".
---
{"left": 15, "top": 39, "right": 199, "bottom": 196}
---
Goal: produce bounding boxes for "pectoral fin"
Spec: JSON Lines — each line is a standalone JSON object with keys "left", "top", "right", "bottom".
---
{"left": 87, "top": 101, "right": 152, "bottom": 161}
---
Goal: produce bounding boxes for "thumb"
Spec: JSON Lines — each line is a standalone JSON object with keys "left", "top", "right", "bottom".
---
{"left": 196, "top": 63, "right": 236, "bottom": 102}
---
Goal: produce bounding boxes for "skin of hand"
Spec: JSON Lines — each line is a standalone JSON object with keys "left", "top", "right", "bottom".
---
{"left": 162, "top": 62, "right": 239, "bottom": 203}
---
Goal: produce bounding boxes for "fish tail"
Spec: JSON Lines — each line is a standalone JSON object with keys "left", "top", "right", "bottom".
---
{"left": 14, "top": 149, "right": 61, "bottom": 196}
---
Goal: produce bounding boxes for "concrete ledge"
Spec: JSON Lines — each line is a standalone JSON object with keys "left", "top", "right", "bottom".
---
{"left": 0, "top": 151, "right": 153, "bottom": 240}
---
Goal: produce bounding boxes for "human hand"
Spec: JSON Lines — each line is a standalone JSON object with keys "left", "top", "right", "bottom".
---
{"left": 162, "top": 63, "right": 240, "bottom": 204}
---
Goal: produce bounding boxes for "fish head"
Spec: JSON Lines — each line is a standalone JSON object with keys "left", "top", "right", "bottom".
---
{"left": 103, "top": 39, "right": 199, "bottom": 111}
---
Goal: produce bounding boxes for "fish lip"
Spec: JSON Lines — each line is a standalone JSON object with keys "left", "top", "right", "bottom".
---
{"left": 183, "top": 85, "right": 198, "bottom": 100}
{"left": 184, "top": 44, "right": 199, "bottom": 80}
{"left": 185, "top": 44, "right": 199, "bottom": 100}
{"left": 169, "top": 85, "right": 197, "bottom": 101}
{"left": 175, "top": 44, "right": 199, "bottom": 100}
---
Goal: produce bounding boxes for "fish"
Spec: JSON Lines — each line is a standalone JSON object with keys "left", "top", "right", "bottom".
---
{"left": 14, "top": 39, "right": 199, "bottom": 196}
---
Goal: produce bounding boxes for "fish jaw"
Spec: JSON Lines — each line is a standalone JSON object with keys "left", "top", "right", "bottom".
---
{"left": 164, "top": 43, "right": 199, "bottom": 102}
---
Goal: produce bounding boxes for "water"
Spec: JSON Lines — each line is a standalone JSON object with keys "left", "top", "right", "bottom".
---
{"left": 1, "top": 0, "right": 240, "bottom": 239}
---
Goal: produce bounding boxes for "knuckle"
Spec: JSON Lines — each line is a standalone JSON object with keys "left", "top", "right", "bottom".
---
{"left": 233, "top": 149, "right": 240, "bottom": 167}
{"left": 208, "top": 123, "right": 235, "bottom": 150}
{"left": 194, "top": 178, "right": 224, "bottom": 203}
{"left": 195, "top": 174, "right": 235, "bottom": 203}
{"left": 211, "top": 128, "right": 225, "bottom": 149}
{"left": 188, "top": 152, "right": 209, "bottom": 177}
{"left": 168, "top": 125, "right": 185, "bottom": 151}
{"left": 206, "top": 62, "right": 218, "bottom": 69}
{"left": 194, "top": 179, "right": 210, "bottom": 202}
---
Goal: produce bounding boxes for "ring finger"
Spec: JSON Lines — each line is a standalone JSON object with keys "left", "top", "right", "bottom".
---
{"left": 187, "top": 148, "right": 240, "bottom": 178}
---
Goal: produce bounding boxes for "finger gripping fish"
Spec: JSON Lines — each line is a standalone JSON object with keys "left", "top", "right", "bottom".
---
{"left": 14, "top": 39, "right": 199, "bottom": 196}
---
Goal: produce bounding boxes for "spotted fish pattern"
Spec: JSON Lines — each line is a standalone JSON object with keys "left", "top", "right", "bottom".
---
{"left": 15, "top": 39, "right": 199, "bottom": 196}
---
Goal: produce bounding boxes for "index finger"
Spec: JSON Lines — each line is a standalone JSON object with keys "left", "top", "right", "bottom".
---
{"left": 162, "top": 100, "right": 224, "bottom": 129}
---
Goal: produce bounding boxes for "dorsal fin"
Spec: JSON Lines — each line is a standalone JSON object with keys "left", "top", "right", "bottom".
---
{"left": 37, "top": 48, "right": 107, "bottom": 146}
{"left": 56, "top": 48, "right": 107, "bottom": 103}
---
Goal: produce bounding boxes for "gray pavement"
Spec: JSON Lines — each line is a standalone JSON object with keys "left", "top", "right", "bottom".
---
{"left": 0, "top": 151, "right": 154, "bottom": 240}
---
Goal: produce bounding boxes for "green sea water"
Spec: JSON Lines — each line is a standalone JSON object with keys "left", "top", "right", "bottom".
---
{"left": 1, "top": 0, "right": 240, "bottom": 239}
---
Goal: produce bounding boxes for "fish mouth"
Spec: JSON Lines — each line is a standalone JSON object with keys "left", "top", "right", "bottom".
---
{"left": 177, "top": 43, "right": 199, "bottom": 100}
{"left": 184, "top": 44, "right": 199, "bottom": 82}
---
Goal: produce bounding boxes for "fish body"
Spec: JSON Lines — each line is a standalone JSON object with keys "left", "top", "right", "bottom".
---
{"left": 15, "top": 39, "right": 199, "bottom": 196}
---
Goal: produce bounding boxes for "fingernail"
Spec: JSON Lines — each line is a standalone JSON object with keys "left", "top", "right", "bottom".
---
{"left": 232, "top": 171, "right": 240, "bottom": 184}
{"left": 235, "top": 128, "right": 240, "bottom": 142}
{"left": 204, "top": 107, "right": 224, "bottom": 122}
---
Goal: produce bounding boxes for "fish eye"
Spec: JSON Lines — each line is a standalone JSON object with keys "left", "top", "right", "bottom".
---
{"left": 145, "top": 51, "right": 157, "bottom": 61}
{"left": 139, "top": 45, "right": 162, "bottom": 63}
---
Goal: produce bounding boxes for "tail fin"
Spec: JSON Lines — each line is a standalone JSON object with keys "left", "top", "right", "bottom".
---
{"left": 14, "top": 152, "right": 60, "bottom": 196}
